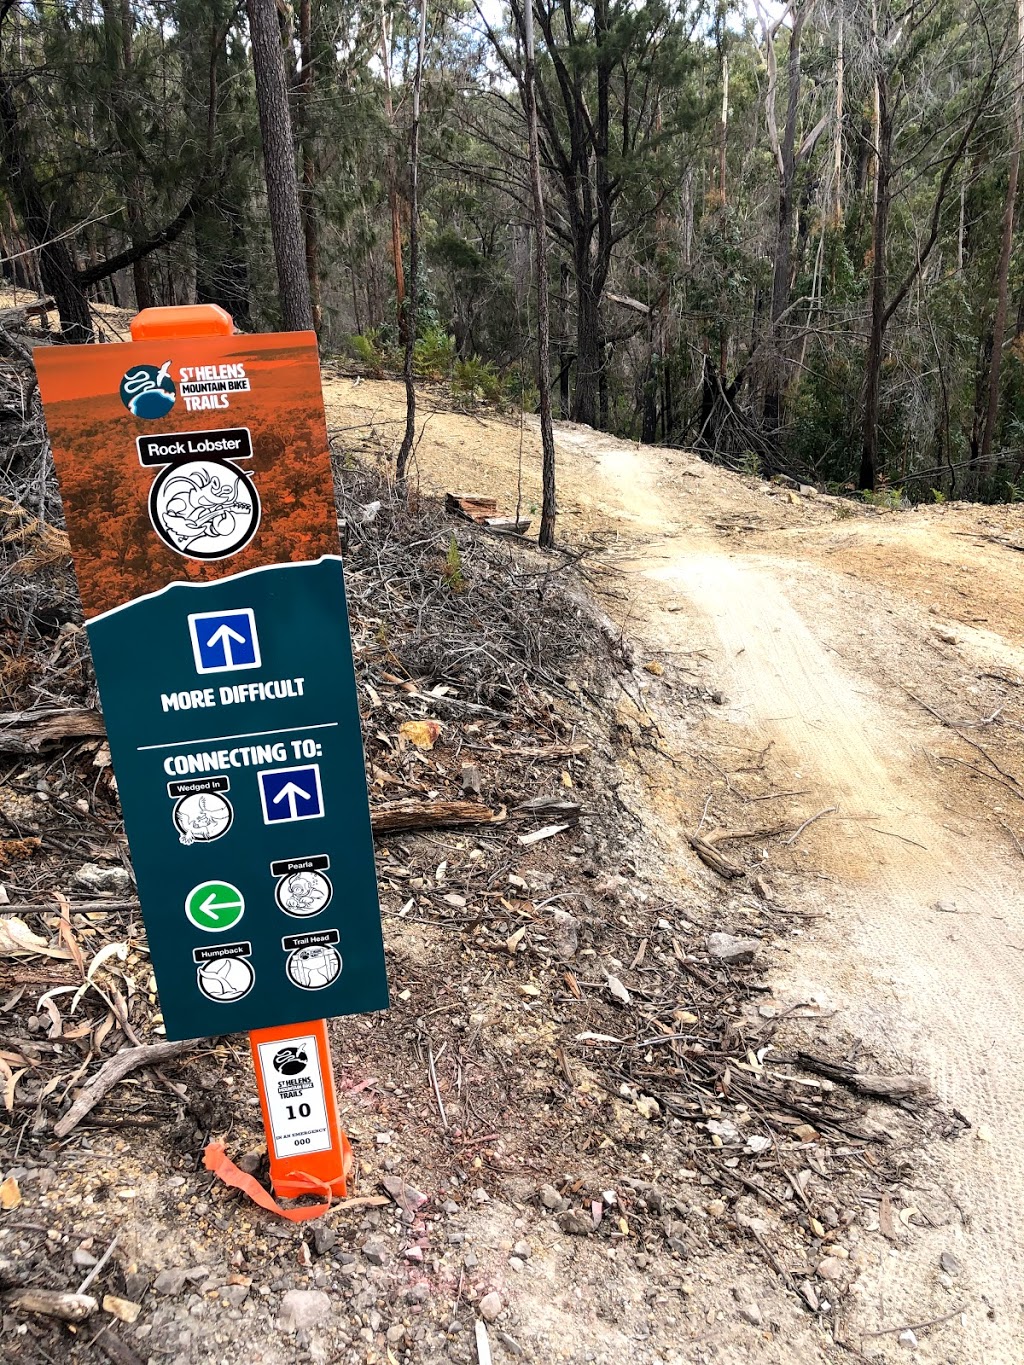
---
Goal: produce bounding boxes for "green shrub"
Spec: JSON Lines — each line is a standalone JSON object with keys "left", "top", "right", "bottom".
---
{"left": 345, "top": 332, "right": 385, "bottom": 373}
{"left": 452, "top": 356, "right": 502, "bottom": 407}
{"left": 413, "top": 326, "right": 455, "bottom": 381}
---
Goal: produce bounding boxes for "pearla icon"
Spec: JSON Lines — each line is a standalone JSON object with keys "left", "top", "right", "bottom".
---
{"left": 275, "top": 870, "right": 333, "bottom": 918}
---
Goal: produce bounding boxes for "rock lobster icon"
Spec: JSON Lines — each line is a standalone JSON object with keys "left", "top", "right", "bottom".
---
{"left": 149, "top": 458, "right": 261, "bottom": 560}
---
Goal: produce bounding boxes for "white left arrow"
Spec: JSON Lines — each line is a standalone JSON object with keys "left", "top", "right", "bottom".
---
{"left": 272, "top": 781, "right": 312, "bottom": 819}
{"left": 197, "top": 891, "right": 240, "bottom": 920}
{"left": 207, "top": 623, "right": 247, "bottom": 667}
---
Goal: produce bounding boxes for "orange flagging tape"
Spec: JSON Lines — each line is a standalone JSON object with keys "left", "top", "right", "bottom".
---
{"left": 203, "top": 1142, "right": 334, "bottom": 1222}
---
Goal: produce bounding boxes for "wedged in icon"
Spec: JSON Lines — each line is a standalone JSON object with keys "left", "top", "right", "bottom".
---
{"left": 174, "top": 792, "right": 233, "bottom": 844}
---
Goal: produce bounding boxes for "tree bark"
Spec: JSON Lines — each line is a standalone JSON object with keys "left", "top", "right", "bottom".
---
{"left": 980, "top": 0, "right": 1024, "bottom": 470}
{"left": 246, "top": 0, "right": 314, "bottom": 332}
{"left": 520, "top": 0, "right": 557, "bottom": 547}
{"left": 861, "top": 65, "right": 890, "bottom": 491}
{"left": 380, "top": 10, "right": 407, "bottom": 343}
{"left": 298, "top": 0, "right": 322, "bottom": 333}
{"left": 396, "top": 0, "right": 427, "bottom": 484}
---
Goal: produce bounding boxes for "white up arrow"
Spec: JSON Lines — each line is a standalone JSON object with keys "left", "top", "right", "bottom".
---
{"left": 206, "top": 622, "right": 247, "bottom": 667}
{"left": 273, "top": 781, "right": 312, "bottom": 819}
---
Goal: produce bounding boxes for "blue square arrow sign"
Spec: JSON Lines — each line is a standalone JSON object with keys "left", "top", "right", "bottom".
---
{"left": 258, "top": 764, "right": 325, "bottom": 824}
{"left": 189, "top": 608, "right": 260, "bottom": 673}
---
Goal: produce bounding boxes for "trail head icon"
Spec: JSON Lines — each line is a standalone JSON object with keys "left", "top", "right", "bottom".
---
{"left": 287, "top": 945, "right": 342, "bottom": 990}
{"left": 259, "top": 765, "right": 324, "bottom": 824}
{"left": 186, "top": 880, "right": 245, "bottom": 932}
{"left": 189, "top": 608, "right": 260, "bottom": 673}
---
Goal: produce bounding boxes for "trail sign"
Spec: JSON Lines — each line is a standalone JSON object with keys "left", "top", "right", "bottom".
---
{"left": 35, "top": 308, "right": 389, "bottom": 1044}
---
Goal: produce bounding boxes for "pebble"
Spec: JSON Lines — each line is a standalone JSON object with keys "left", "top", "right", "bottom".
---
{"left": 472, "top": 1186, "right": 490, "bottom": 1204}
{"left": 442, "top": 1200, "right": 460, "bottom": 1215}
{"left": 509, "top": 1257, "right": 525, "bottom": 1272}
{"left": 538, "top": 1184, "right": 563, "bottom": 1210}
{"left": 73, "top": 1247, "right": 98, "bottom": 1269}
{"left": 406, "top": 1283, "right": 430, "bottom": 1305}
{"left": 940, "top": 1251, "right": 962, "bottom": 1276}
{"left": 386, "top": 1324, "right": 406, "bottom": 1344}
{"left": 816, "top": 1257, "right": 844, "bottom": 1281}
{"left": 73, "top": 863, "right": 134, "bottom": 896}
{"left": 313, "top": 1226, "right": 336, "bottom": 1256}
{"left": 361, "top": 1238, "right": 388, "bottom": 1266}
{"left": 279, "top": 1289, "right": 331, "bottom": 1332}
{"left": 707, "top": 932, "right": 759, "bottom": 965}
{"left": 558, "top": 1209, "right": 594, "bottom": 1236}
{"left": 154, "top": 1269, "right": 189, "bottom": 1296}
{"left": 479, "top": 1291, "right": 503, "bottom": 1322}
{"left": 512, "top": 1240, "right": 531, "bottom": 1259}
{"left": 737, "top": 1301, "right": 762, "bottom": 1327}
{"left": 899, "top": 1329, "right": 918, "bottom": 1349}
{"left": 103, "top": 1295, "right": 141, "bottom": 1323}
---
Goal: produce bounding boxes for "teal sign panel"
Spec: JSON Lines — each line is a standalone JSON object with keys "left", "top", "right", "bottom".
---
{"left": 88, "top": 556, "right": 388, "bottom": 1040}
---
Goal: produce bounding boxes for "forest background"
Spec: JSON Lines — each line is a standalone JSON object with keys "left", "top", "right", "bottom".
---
{"left": 2, "top": 0, "right": 1023, "bottom": 500}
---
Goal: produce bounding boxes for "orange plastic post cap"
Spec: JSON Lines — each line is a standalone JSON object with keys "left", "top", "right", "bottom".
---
{"left": 130, "top": 304, "right": 234, "bottom": 341}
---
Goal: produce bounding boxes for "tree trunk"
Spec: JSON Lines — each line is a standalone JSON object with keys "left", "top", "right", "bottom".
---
{"left": 558, "top": 261, "right": 571, "bottom": 419}
{"left": 297, "top": 0, "right": 321, "bottom": 333}
{"left": 0, "top": 66, "right": 93, "bottom": 341}
{"left": 574, "top": 270, "right": 601, "bottom": 427}
{"left": 519, "top": 0, "right": 557, "bottom": 547}
{"left": 246, "top": 0, "right": 314, "bottom": 332}
{"left": 396, "top": 0, "right": 427, "bottom": 484}
{"left": 861, "top": 68, "right": 890, "bottom": 491}
{"left": 980, "top": 0, "right": 1024, "bottom": 470}
{"left": 380, "top": 12, "right": 406, "bottom": 344}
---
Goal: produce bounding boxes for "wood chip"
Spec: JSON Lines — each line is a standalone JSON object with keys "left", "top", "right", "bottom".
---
{"left": 517, "top": 823, "right": 570, "bottom": 846}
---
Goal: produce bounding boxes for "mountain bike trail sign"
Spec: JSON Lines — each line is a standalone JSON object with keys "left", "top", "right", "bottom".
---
{"left": 34, "top": 308, "right": 388, "bottom": 1043}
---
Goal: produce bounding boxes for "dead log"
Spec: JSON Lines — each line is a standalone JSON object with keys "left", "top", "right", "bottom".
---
{"left": 370, "top": 800, "right": 504, "bottom": 834}
{"left": 0, "top": 708, "right": 106, "bottom": 753}
{"left": 3, "top": 1288, "right": 97, "bottom": 1321}
{"left": 446, "top": 492, "right": 499, "bottom": 523}
{"left": 483, "top": 517, "right": 531, "bottom": 536}
{"left": 53, "top": 1040, "right": 198, "bottom": 1138}
{"left": 513, "top": 795, "right": 581, "bottom": 821}
{"left": 687, "top": 832, "right": 743, "bottom": 879}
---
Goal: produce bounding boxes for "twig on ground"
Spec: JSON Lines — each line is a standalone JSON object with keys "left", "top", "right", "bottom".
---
{"left": 783, "top": 806, "right": 837, "bottom": 845}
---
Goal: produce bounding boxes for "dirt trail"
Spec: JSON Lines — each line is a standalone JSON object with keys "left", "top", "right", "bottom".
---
{"left": 327, "top": 377, "right": 1024, "bottom": 1359}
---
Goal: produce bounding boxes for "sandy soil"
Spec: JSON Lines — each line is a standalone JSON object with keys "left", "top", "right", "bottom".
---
{"left": 326, "top": 376, "right": 1024, "bottom": 1360}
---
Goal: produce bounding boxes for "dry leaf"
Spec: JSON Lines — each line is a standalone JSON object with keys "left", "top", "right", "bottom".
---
{"left": 644, "top": 660, "right": 664, "bottom": 676}
{"left": 0, "top": 916, "right": 71, "bottom": 959}
{"left": 506, "top": 926, "right": 526, "bottom": 954}
{"left": 399, "top": 719, "right": 442, "bottom": 750}
{"left": 0, "top": 1174, "right": 21, "bottom": 1209}
{"left": 606, "top": 975, "right": 631, "bottom": 1006}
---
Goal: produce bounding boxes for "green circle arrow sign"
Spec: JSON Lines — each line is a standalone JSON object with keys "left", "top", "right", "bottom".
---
{"left": 185, "top": 880, "right": 245, "bottom": 933}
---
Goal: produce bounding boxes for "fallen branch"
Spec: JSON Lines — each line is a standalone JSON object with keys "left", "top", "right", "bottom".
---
{"left": 686, "top": 832, "right": 743, "bottom": 878}
{"left": 53, "top": 1040, "right": 198, "bottom": 1138}
{"left": 3, "top": 1288, "right": 97, "bottom": 1321}
{"left": 860, "top": 1304, "right": 966, "bottom": 1338}
{"left": 783, "top": 806, "right": 837, "bottom": 846}
{"left": 370, "top": 800, "right": 504, "bottom": 834}
{"left": 0, "top": 707, "right": 106, "bottom": 753}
